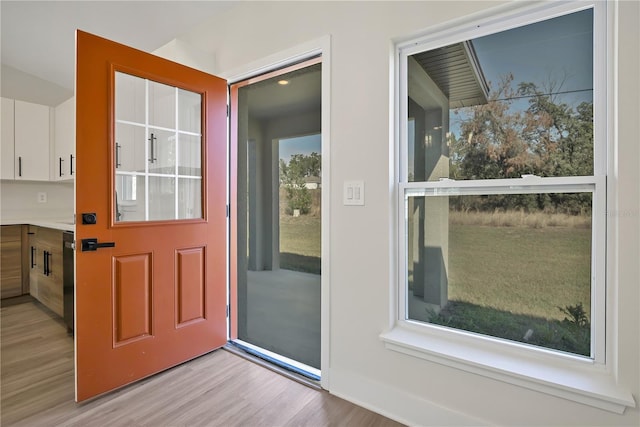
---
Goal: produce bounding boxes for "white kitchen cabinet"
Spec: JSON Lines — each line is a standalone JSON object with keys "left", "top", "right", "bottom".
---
{"left": 14, "top": 100, "right": 51, "bottom": 181}
{"left": 1, "top": 98, "right": 15, "bottom": 179}
{"left": 54, "top": 97, "right": 75, "bottom": 181}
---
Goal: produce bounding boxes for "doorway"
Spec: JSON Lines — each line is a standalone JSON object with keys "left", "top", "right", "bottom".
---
{"left": 230, "top": 58, "right": 322, "bottom": 378}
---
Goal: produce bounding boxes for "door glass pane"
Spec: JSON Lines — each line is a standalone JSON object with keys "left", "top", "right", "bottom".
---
{"left": 149, "top": 176, "right": 175, "bottom": 221}
{"left": 149, "top": 80, "right": 176, "bottom": 129}
{"left": 178, "top": 178, "right": 202, "bottom": 219}
{"left": 148, "top": 128, "right": 176, "bottom": 174}
{"left": 178, "top": 134, "right": 201, "bottom": 176}
{"left": 114, "top": 71, "right": 203, "bottom": 222}
{"left": 178, "top": 89, "right": 201, "bottom": 133}
{"left": 115, "top": 175, "right": 145, "bottom": 222}
{"left": 115, "top": 123, "right": 146, "bottom": 173}
{"left": 115, "top": 72, "right": 145, "bottom": 123}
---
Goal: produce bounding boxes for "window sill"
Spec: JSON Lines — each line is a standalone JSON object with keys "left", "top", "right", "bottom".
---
{"left": 380, "top": 323, "right": 635, "bottom": 414}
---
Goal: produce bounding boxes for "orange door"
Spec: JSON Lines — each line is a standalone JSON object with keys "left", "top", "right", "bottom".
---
{"left": 75, "top": 31, "right": 227, "bottom": 402}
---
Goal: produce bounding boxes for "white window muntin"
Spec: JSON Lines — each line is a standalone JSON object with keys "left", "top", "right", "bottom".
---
{"left": 396, "top": 1, "right": 607, "bottom": 364}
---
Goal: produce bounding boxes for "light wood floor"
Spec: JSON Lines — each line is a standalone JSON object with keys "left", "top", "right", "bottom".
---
{"left": 1, "top": 300, "right": 404, "bottom": 427}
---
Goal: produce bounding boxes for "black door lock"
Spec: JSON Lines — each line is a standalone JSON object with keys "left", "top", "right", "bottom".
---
{"left": 82, "top": 213, "right": 97, "bottom": 225}
{"left": 81, "top": 238, "right": 115, "bottom": 252}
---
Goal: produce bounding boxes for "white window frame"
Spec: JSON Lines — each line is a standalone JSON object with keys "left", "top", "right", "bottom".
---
{"left": 381, "top": 0, "right": 636, "bottom": 414}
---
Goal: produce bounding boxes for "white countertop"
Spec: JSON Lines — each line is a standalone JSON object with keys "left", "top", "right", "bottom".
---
{"left": 1, "top": 218, "right": 75, "bottom": 232}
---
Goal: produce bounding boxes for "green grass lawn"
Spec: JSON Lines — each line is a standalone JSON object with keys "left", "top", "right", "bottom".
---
{"left": 448, "top": 224, "right": 591, "bottom": 321}
{"left": 423, "top": 222, "right": 592, "bottom": 356}
{"left": 279, "top": 214, "right": 321, "bottom": 274}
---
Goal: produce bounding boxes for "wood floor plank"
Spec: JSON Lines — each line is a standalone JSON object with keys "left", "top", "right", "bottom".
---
{"left": 2, "top": 302, "right": 404, "bottom": 426}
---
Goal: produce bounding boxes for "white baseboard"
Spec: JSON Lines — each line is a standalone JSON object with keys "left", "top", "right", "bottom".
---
{"left": 327, "top": 367, "right": 488, "bottom": 426}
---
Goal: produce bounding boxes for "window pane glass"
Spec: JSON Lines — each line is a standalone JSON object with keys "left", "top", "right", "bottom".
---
{"left": 407, "top": 9, "right": 593, "bottom": 181}
{"left": 406, "top": 192, "right": 593, "bottom": 357}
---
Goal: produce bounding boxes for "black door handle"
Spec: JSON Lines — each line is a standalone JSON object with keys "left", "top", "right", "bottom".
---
{"left": 81, "top": 238, "right": 116, "bottom": 252}
{"left": 46, "top": 252, "right": 52, "bottom": 276}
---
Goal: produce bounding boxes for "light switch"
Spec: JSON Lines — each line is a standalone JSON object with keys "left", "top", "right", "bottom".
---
{"left": 344, "top": 181, "right": 365, "bottom": 206}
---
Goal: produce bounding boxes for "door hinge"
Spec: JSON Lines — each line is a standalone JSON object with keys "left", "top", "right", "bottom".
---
{"left": 226, "top": 305, "right": 230, "bottom": 318}
{"left": 226, "top": 204, "right": 230, "bottom": 218}
{"left": 226, "top": 104, "right": 230, "bottom": 117}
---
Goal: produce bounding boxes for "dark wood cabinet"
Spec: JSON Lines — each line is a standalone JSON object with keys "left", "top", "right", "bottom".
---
{"left": 28, "top": 226, "right": 64, "bottom": 316}
{"left": 1, "top": 225, "right": 26, "bottom": 299}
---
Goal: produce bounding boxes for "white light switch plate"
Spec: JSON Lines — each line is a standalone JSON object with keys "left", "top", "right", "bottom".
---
{"left": 344, "top": 181, "right": 365, "bottom": 206}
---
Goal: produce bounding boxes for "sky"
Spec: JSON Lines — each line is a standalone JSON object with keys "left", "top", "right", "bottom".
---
{"left": 450, "top": 8, "right": 594, "bottom": 136}
{"left": 472, "top": 8, "right": 593, "bottom": 104}
{"left": 279, "top": 134, "right": 321, "bottom": 163}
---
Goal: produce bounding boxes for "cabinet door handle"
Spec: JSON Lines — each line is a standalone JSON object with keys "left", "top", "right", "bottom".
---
{"left": 47, "top": 252, "right": 52, "bottom": 276}
{"left": 148, "top": 133, "right": 157, "bottom": 163}
{"left": 115, "top": 143, "right": 121, "bottom": 168}
{"left": 18, "top": 156, "right": 22, "bottom": 177}
{"left": 59, "top": 157, "right": 64, "bottom": 177}
{"left": 70, "top": 154, "right": 75, "bottom": 175}
{"left": 31, "top": 246, "right": 36, "bottom": 268}
{"left": 43, "top": 250, "right": 48, "bottom": 275}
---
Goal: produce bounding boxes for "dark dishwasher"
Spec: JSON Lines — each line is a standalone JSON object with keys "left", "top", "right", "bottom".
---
{"left": 63, "top": 231, "right": 74, "bottom": 335}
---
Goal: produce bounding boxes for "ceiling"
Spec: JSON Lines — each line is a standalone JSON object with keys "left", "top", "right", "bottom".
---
{"left": 1, "top": 1, "right": 234, "bottom": 105}
{"left": 244, "top": 64, "right": 322, "bottom": 121}
{"left": 412, "top": 41, "right": 489, "bottom": 108}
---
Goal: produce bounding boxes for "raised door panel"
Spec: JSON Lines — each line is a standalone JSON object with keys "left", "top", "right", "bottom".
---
{"left": 176, "top": 247, "right": 206, "bottom": 326}
{"left": 1, "top": 98, "right": 15, "bottom": 180}
{"left": 113, "top": 253, "right": 153, "bottom": 345}
{"left": 54, "top": 97, "right": 76, "bottom": 180}
{"left": 14, "top": 100, "right": 50, "bottom": 181}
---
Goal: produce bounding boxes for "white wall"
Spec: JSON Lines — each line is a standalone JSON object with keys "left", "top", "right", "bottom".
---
{"left": 1, "top": 180, "right": 74, "bottom": 220}
{"left": 163, "top": 1, "right": 639, "bottom": 425}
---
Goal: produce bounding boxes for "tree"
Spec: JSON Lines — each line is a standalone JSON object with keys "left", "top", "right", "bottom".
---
{"left": 279, "top": 152, "right": 321, "bottom": 215}
{"left": 450, "top": 74, "right": 593, "bottom": 214}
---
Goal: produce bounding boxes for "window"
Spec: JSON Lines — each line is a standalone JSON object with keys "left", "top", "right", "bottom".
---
{"left": 403, "top": 5, "right": 603, "bottom": 360}
{"left": 114, "top": 71, "right": 203, "bottom": 222}
{"left": 382, "top": 1, "right": 635, "bottom": 413}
